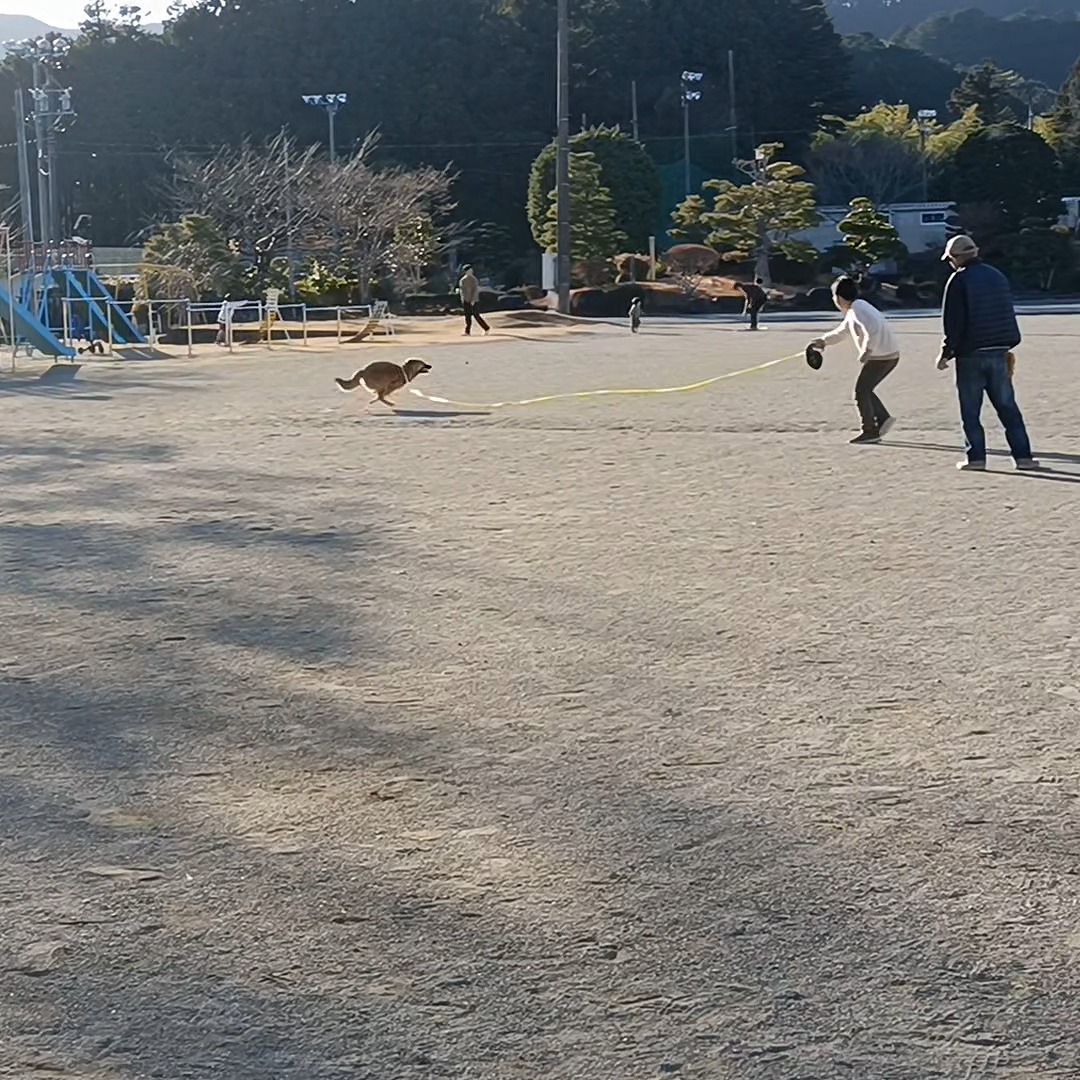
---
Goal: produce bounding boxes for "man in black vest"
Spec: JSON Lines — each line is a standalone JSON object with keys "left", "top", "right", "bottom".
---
{"left": 936, "top": 235, "right": 1039, "bottom": 472}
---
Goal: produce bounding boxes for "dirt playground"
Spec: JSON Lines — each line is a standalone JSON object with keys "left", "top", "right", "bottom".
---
{"left": 2, "top": 312, "right": 1079, "bottom": 1079}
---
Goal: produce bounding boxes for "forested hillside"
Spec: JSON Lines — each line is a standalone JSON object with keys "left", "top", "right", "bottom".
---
{"left": 828, "top": 0, "right": 1076, "bottom": 37}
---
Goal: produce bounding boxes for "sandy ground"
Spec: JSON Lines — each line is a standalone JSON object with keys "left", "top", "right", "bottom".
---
{"left": 2, "top": 313, "right": 1080, "bottom": 1080}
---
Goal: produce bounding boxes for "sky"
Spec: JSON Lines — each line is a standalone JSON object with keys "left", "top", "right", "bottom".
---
{"left": 1, "top": 1, "right": 168, "bottom": 28}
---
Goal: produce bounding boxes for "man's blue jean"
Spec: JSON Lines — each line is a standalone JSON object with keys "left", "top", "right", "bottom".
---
{"left": 955, "top": 349, "right": 1032, "bottom": 464}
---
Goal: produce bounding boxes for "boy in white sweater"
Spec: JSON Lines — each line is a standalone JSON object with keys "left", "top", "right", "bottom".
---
{"left": 809, "top": 276, "right": 900, "bottom": 444}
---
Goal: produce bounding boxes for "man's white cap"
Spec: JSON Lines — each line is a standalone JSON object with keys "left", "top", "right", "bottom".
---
{"left": 942, "top": 234, "right": 979, "bottom": 261}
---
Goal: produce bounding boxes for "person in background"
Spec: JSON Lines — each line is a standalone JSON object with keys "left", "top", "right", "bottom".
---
{"left": 458, "top": 265, "right": 489, "bottom": 336}
{"left": 736, "top": 277, "right": 768, "bottom": 331}
{"left": 809, "top": 275, "right": 901, "bottom": 445}
{"left": 936, "top": 235, "right": 1039, "bottom": 472}
{"left": 629, "top": 296, "right": 642, "bottom": 333}
{"left": 215, "top": 295, "right": 248, "bottom": 346}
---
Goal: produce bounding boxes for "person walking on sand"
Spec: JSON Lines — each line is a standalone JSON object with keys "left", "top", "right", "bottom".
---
{"left": 629, "top": 296, "right": 642, "bottom": 333}
{"left": 458, "top": 265, "right": 489, "bottom": 336}
{"left": 736, "top": 277, "right": 768, "bottom": 331}
{"left": 809, "top": 276, "right": 900, "bottom": 445}
{"left": 936, "top": 235, "right": 1039, "bottom": 472}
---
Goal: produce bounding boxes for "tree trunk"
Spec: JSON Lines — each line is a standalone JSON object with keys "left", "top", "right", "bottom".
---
{"left": 755, "top": 247, "right": 771, "bottom": 286}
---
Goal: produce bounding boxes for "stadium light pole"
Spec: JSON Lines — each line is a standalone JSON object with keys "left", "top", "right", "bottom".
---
{"left": 556, "top": 0, "right": 571, "bottom": 315}
{"left": 681, "top": 71, "right": 703, "bottom": 197}
{"left": 917, "top": 109, "right": 937, "bottom": 203}
{"left": 302, "top": 93, "right": 347, "bottom": 164}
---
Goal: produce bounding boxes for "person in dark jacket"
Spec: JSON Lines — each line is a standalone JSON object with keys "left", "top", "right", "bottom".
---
{"left": 936, "top": 235, "right": 1039, "bottom": 472}
{"left": 736, "top": 277, "right": 768, "bottom": 330}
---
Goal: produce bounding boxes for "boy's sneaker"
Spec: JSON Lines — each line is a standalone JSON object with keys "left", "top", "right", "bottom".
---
{"left": 956, "top": 459, "right": 986, "bottom": 471}
{"left": 878, "top": 416, "right": 896, "bottom": 437}
{"left": 1014, "top": 458, "right": 1042, "bottom": 471}
{"left": 849, "top": 432, "right": 881, "bottom": 444}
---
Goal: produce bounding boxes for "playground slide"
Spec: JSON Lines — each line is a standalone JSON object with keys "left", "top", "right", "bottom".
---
{"left": 0, "top": 282, "right": 76, "bottom": 359}
{"left": 65, "top": 269, "right": 146, "bottom": 345}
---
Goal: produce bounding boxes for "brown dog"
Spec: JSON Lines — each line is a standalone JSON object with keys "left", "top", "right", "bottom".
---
{"left": 334, "top": 358, "right": 431, "bottom": 409}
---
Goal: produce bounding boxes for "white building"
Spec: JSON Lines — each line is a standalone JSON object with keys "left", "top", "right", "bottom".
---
{"left": 797, "top": 202, "right": 956, "bottom": 259}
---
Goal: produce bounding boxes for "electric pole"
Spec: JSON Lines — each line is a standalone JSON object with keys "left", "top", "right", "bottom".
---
{"left": 556, "top": 0, "right": 571, "bottom": 314}
{"left": 14, "top": 88, "right": 35, "bottom": 248}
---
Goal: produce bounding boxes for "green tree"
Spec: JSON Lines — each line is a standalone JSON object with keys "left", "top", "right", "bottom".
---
{"left": 810, "top": 104, "right": 925, "bottom": 205}
{"left": 809, "top": 102, "right": 984, "bottom": 204}
{"left": 672, "top": 143, "right": 820, "bottom": 284}
{"left": 539, "top": 151, "right": 626, "bottom": 285}
{"left": 142, "top": 214, "right": 244, "bottom": 299}
{"left": 1047, "top": 55, "right": 1080, "bottom": 188}
{"left": 997, "top": 220, "right": 1075, "bottom": 291}
{"left": 528, "top": 126, "right": 660, "bottom": 254}
{"left": 837, "top": 197, "right": 907, "bottom": 268}
{"left": 945, "top": 123, "right": 1064, "bottom": 230}
{"left": 948, "top": 61, "right": 1021, "bottom": 124}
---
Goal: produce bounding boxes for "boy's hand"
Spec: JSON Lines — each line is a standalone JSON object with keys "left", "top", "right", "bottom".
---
{"left": 808, "top": 338, "right": 825, "bottom": 350}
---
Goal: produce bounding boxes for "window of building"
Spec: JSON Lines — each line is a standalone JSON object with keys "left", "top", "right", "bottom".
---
{"left": 921, "top": 212, "right": 947, "bottom": 225}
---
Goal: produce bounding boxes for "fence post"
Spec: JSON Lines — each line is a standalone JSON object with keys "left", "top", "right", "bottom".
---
{"left": 302, "top": 304, "right": 308, "bottom": 347}
{"left": 186, "top": 300, "right": 194, "bottom": 357}
{"left": 336, "top": 306, "right": 343, "bottom": 345}
{"left": 62, "top": 296, "right": 71, "bottom": 352}
{"left": 106, "top": 300, "right": 114, "bottom": 356}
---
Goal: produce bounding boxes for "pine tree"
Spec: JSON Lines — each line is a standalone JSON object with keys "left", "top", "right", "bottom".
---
{"left": 1049, "top": 56, "right": 1080, "bottom": 188}
{"left": 540, "top": 152, "right": 627, "bottom": 285}
{"left": 948, "top": 62, "right": 1019, "bottom": 125}
{"left": 672, "top": 144, "right": 820, "bottom": 284}
{"left": 838, "top": 198, "right": 907, "bottom": 269}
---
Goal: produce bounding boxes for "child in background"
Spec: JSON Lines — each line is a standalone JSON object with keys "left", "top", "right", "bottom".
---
{"left": 809, "top": 276, "right": 901, "bottom": 445}
{"left": 629, "top": 296, "right": 642, "bottom": 333}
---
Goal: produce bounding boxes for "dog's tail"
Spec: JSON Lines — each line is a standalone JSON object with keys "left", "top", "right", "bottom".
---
{"left": 335, "top": 372, "right": 364, "bottom": 392}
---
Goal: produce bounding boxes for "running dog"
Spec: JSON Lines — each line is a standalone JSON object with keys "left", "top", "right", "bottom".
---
{"left": 334, "top": 358, "right": 432, "bottom": 409}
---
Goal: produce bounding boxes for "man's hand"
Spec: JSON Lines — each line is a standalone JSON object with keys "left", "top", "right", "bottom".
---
{"left": 936, "top": 351, "right": 951, "bottom": 371}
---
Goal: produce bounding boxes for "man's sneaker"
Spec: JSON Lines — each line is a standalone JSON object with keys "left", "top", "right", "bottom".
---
{"left": 1014, "top": 458, "right": 1042, "bottom": 471}
{"left": 849, "top": 431, "right": 881, "bottom": 444}
{"left": 878, "top": 416, "right": 896, "bottom": 437}
{"left": 956, "top": 459, "right": 986, "bottom": 471}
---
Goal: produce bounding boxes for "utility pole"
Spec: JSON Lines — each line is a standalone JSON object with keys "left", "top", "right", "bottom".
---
{"left": 556, "top": 0, "right": 571, "bottom": 315}
{"left": 14, "top": 88, "right": 35, "bottom": 249}
{"left": 680, "top": 71, "right": 703, "bottom": 197}
{"left": 283, "top": 129, "right": 295, "bottom": 299}
{"left": 727, "top": 50, "right": 738, "bottom": 164}
{"left": 7, "top": 36, "right": 75, "bottom": 253}
{"left": 31, "top": 61, "right": 52, "bottom": 249}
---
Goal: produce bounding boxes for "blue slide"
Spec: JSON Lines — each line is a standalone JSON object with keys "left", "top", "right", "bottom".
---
{"left": 0, "top": 282, "right": 76, "bottom": 359}
{"left": 60, "top": 269, "right": 146, "bottom": 345}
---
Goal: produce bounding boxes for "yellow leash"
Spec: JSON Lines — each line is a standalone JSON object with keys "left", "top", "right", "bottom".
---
{"left": 405, "top": 352, "right": 801, "bottom": 410}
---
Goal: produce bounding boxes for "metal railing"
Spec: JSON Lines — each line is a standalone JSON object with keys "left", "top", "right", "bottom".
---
{"left": 49, "top": 296, "right": 396, "bottom": 357}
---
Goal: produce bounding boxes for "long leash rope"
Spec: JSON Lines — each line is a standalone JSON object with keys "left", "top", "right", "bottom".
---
{"left": 404, "top": 352, "right": 802, "bottom": 410}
